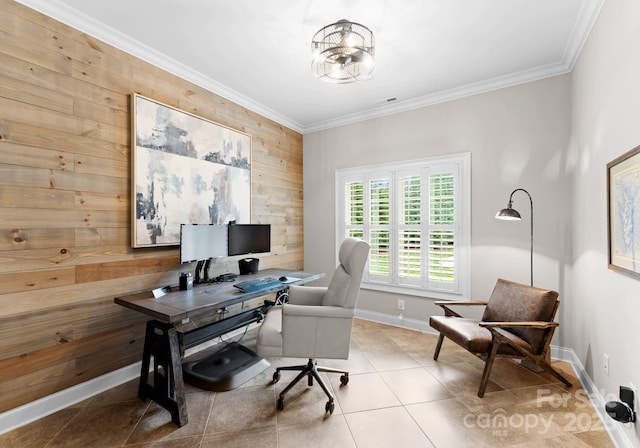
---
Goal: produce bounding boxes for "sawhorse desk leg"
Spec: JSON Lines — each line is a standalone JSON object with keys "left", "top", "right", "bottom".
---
{"left": 138, "top": 320, "right": 188, "bottom": 426}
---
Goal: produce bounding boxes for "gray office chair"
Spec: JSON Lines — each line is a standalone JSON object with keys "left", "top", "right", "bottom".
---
{"left": 256, "top": 237, "right": 370, "bottom": 414}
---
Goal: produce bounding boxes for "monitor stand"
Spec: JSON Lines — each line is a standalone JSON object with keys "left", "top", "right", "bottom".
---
{"left": 182, "top": 342, "right": 270, "bottom": 392}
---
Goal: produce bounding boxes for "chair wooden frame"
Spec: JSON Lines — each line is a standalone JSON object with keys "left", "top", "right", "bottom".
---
{"left": 432, "top": 299, "right": 573, "bottom": 397}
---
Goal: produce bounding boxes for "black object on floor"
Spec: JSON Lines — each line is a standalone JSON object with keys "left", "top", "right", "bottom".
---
{"left": 182, "top": 342, "right": 270, "bottom": 392}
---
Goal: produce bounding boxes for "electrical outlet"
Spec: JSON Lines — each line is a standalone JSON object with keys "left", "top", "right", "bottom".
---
{"left": 604, "top": 353, "right": 610, "bottom": 376}
{"left": 397, "top": 299, "right": 405, "bottom": 310}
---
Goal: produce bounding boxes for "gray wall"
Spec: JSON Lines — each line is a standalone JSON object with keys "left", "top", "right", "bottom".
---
{"left": 303, "top": 0, "right": 640, "bottom": 445}
{"left": 303, "top": 74, "right": 572, "bottom": 323}
{"left": 571, "top": 0, "right": 640, "bottom": 444}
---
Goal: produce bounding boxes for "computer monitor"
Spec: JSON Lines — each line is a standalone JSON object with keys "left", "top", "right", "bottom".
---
{"left": 180, "top": 224, "right": 228, "bottom": 263}
{"left": 227, "top": 224, "right": 271, "bottom": 256}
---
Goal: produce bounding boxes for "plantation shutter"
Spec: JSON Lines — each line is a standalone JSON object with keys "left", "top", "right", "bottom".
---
{"left": 369, "top": 175, "right": 391, "bottom": 280}
{"left": 428, "top": 171, "right": 457, "bottom": 291}
{"left": 336, "top": 153, "right": 470, "bottom": 300}
{"left": 397, "top": 172, "right": 422, "bottom": 286}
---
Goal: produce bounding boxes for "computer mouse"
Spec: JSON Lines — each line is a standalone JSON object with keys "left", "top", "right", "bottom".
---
{"left": 279, "top": 276, "right": 288, "bottom": 282}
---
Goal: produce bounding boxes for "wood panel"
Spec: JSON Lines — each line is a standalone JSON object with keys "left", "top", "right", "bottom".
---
{"left": 0, "top": 300, "right": 145, "bottom": 361}
{"left": 0, "top": 267, "right": 75, "bottom": 294}
{"left": 0, "top": 323, "right": 145, "bottom": 411}
{"left": 0, "top": 96, "right": 125, "bottom": 145}
{"left": 0, "top": 245, "right": 177, "bottom": 274}
{"left": 75, "top": 256, "right": 180, "bottom": 283}
{"left": 0, "top": 119, "right": 129, "bottom": 160}
{"left": 0, "top": 227, "right": 75, "bottom": 251}
{"left": 0, "top": 207, "right": 129, "bottom": 228}
{"left": 0, "top": 0, "right": 303, "bottom": 413}
{"left": 0, "top": 73, "right": 74, "bottom": 114}
{"left": 0, "top": 185, "right": 76, "bottom": 209}
{"left": 0, "top": 141, "right": 75, "bottom": 171}
{"left": 74, "top": 227, "right": 127, "bottom": 247}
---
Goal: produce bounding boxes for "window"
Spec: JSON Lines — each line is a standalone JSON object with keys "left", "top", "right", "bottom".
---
{"left": 336, "top": 153, "right": 470, "bottom": 299}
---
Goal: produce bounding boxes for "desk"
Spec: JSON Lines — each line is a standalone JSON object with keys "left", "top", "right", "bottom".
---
{"left": 114, "top": 269, "right": 324, "bottom": 426}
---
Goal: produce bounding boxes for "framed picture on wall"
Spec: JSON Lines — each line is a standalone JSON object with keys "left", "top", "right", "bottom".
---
{"left": 607, "top": 144, "right": 640, "bottom": 279}
{"left": 131, "top": 93, "right": 252, "bottom": 248}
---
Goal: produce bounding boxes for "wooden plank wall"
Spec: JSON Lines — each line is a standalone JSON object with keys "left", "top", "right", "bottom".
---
{"left": 0, "top": 0, "right": 303, "bottom": 412}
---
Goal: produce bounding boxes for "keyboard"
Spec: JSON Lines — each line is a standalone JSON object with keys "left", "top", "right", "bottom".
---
{"left": 233, "top": 276, "right": 283, "bottom": 293}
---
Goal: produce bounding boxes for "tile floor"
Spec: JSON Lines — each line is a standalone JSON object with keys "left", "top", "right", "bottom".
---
{"left": 0, "top": 319, "right": 615, "bottom": 447}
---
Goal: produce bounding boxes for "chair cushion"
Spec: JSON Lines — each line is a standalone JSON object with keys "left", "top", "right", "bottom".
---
{"left": 482, "top": 279, "right": 558, "bottom": 353}
{"left": 429, "top": 315, "right": 532, "bottom": 356}
{"left": 322, "top": 238, "right": 370, "bottom": 309}
{"left": 255, "top": 306, "right": 283, "bottom": 358}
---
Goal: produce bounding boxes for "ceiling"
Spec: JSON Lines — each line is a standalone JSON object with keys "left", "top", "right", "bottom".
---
{"left": 17, "top": 0, "right": 604, "bottom": 134}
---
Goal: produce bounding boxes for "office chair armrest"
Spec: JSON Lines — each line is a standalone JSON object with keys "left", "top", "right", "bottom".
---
{"left": 479, "top": 321, "right": 559, "bottom": 329}
{"left": 283, "top": 304, "right": 353, "bottom": 319}
{"left": 434, "top": 301, "right": 487, "bottom": 317}
{"left": 288, "top": 285, "right": 326, "bottom": 306}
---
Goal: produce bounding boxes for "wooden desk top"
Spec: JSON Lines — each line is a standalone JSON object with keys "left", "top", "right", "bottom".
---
{"left": 114, "top": 268, "right": 325, "bottom": 325}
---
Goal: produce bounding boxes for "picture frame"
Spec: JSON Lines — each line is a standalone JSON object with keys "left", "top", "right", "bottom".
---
{"left": 607, "top": 144, "right": 640, "bottom": 279}
{"left": 131, "top": 93, "right": 251, "bottom": 248}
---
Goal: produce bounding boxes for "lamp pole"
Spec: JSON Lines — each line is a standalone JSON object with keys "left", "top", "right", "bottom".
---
{"left": 496, "top": 188, "right": 533, "bottom": 286}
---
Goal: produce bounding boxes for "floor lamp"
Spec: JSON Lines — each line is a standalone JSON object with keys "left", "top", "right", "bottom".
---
{"left": 495, "top": 188, "right": 533, "bottom": 287}
{"left": 495, "top": 188, "right": 541, "bottom": 371}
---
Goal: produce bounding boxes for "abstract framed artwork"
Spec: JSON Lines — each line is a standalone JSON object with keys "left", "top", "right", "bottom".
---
{"left": 131, "top": 94, "right": 251, "bottom": 248}
{"left": 607, "top": 144, "right": 640, "bottom": 279}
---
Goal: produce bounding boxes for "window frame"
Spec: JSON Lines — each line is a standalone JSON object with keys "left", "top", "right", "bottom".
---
{"left": 335, "top": 153, "right": 471, "bottom": 300}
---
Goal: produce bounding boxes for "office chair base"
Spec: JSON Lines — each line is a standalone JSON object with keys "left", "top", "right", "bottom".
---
{"left": 272, "top": 358, "right": 348, "bottom": 414}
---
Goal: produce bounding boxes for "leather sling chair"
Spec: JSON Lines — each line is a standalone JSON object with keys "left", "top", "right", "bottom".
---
{"left": 429, "top": 278, "right": 573, "bottom": 397}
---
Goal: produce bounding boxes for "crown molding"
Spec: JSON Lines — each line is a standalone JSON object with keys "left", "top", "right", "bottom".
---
{"left": 302, "top": 61, "right": 571, "bottom": 133}
{"left": 15, "top": 0, "right": 305, "bottom": 134}
{"left": 302, "top": 0, "right": 605, "bottom": 134}
{"left": 16, "top": 0, "right": 604, "bottom": 135}
{"left": 561, "top": 0, "right": 606, "bottom": 71}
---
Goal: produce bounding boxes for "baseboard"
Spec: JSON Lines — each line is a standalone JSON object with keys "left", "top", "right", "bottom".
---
{"left": 355, "top": 309, "right": 437, "bottom": 334}
{"left": 356, "top": 309, "right": 632, "bottom": 448}
{"left": 0, "top": 362, "right": 141, "bottom": 435}
{"left": 551, "top": 346, "right": 633, "bottom": 448}
{"left": 0, "top": 323, "right": 259, "bottom": 436}
{"left": 1, "top": 314, "right": 633, "bottom": 448}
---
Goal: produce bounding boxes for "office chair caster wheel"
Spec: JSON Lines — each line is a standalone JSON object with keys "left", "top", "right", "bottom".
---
{"left": 277, "top": 397, "right": 285, "bottom": 411}
{"left": 340, "top": 374, "right": 349, "bottom": 385}
{"left": 325, "top": 400, "right": 335, "bottom": 414}
{"left": 272, "top": 371, "right": 281, "bottom": 383}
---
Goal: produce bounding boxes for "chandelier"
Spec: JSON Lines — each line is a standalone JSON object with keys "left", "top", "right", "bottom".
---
{"left": 311, "top": 19, "right": 375, "bottom": 84}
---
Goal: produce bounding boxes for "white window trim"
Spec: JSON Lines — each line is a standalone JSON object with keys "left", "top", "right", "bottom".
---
{"left": 335, "top": 153, "right": 471, "bottom": 301}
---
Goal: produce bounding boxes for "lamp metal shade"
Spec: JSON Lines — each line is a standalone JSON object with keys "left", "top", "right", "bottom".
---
{"left": 495, "top": 207, "right": 522, "bottom": 220}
